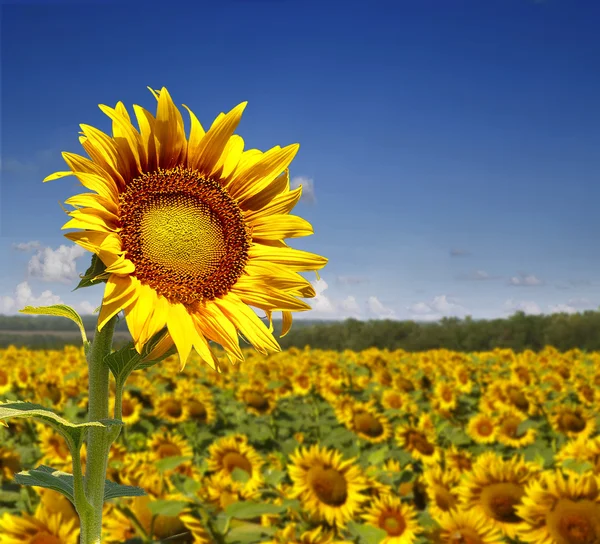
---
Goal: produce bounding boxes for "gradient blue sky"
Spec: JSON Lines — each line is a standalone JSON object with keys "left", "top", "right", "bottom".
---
{"left": 1, "top": 0, "right": 599, "bottom": 321}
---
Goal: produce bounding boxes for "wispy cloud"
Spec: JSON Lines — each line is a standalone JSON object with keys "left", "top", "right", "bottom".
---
{"left": 13, "top": 241, "right": 42, "bottom": 252}
{"left": 366, "top": 296, "right": 396, "bottom": 319}
{"left": 457, "top": 270, "right": 500, "bottom": 281}
{"left": 504, "top": 298, "right": 542, "bottom": 315}
{"left": 407, "top": 295, "right": 468, "bottom": 321}
{"left": 336, "top": 275, "right": 369, "bottom": 286}
{"left": 508, "top": 273, "right": 543, "bottom": 287}
{"left": 290, "top": 176, "right": 316, "bottom": 204}
{"left": 450, "top": 248, "right": 471, "bottom": 257}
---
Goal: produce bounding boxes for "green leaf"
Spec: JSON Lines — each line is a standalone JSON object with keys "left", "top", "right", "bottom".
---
{"left": 104, "top": 479, "right": 146, "bottom": 500}
{"left": 19, "top": 304, "right": 88, "bottom": 348}
{"left": 225, "top": 523, "right": 275, "bottom": 544}
{"left": 230, "top": 467, "right": 251, "bottom": 483}
{"left": 74, "top": 254, "right": 109, "bottom": 291}
{"left": 146, "top": 499, "right": 188, "bottom": 518}
{"left": 0, "top": 401, "right": 122, "bottom": 452}
{"left": 182, "top": 478, "right": 201, "bottom": 495}
{"left": 264, "top": 469, "right": 285, "bottom": 487}
{"left": 561, "top": 459, "right": 594, "bottom": 474}
{"left": 14, "top": 465, "right": 75, "bottom": 505}
{"left": 347, "top": 521, "right": 388, "bottom": 544}
{"left": 367, "top": 446, "right": 389, "bottom": 466}
{"left": 224, "top": 501, "right": 286, "bottom": 520}
{"left": 155, "top": 456, "right": 192, "bottom": 473}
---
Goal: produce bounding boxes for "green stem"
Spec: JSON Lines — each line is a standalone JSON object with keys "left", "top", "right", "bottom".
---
{"left": 80, "top": 313, "right": 118, "bottom": 544}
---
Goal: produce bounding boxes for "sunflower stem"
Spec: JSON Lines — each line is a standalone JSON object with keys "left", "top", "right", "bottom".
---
{"left": 80, "top": 313, "right": 118, "bottom": 544}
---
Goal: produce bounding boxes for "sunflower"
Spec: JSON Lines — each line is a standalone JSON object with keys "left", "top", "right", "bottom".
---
{"left": 457, "top": 451, "right": 542, "bottom": 539}
{"left": 237, "top": 383, "right": 276, "bottom": 416}
{"left": 433, "top": 381, "right": 458, "bottom": 412}
{"left": 118, "top": 451, "right": 165, "bottom": 496}
{"left": 46, "top": 87, "right": 326, "bottom": 370}
{"left": 550, "top": 403, "right": 596, "bottom": 440}
{"left": 494, "top": 407, "right": 537, "bottom": 449}
{"left": 201, "top": 470, "right": 260, "bottom": 510}
{"left": 422, "top": 464, "right": 461, "bottom": 519}
{"left": 338, "top": 400, "right": 392, "bottom": 444}
{"left": 556, "top": 435, "right": 600, "bottom": 475}
{"left": 0, "top": 503, "right": 79, "bottom": 544}
{"left": 109, "top": 390, "right": 143, "bottom": 425}
{"left": 184, "top": 388, "right": 217, "bottom": 426}
{"left": 0, "top": 368, "right": 12, "bottom": 395}
{"left": 288, "top": 444, "right": 368, "bottom": 527}
{"left": 0, "top": 446, "right": 20, "bottom": 481}
{"left": 206, "top": 434, "right": 264, "bottom": 491}
{"left": 466, "top": 413, "right": 497, "bottom": 445}
{"left": 153, "top": 392, "right": 190, "bottom": 424}
{"left": 148, "top": 429, "right": 193, "bottom": 469}
{"left": 431, "top": 508, "right": 505, "bottom": 544}
{"left": 362, "top": 494, "right": 422, "bottom": 544}
{"left": 516, "top": 470, "right": 600, "bottom": 544}
{"left": 395, "top": 424, "right": 441, "bottom": 466}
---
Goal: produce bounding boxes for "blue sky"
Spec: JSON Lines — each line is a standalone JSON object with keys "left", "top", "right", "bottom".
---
{"left": 1, "top": 0, "right": 599, "bottom": 321}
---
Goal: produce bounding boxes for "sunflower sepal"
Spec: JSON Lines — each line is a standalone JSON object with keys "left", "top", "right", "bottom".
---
{"left": 19, "top": 304, "right": 89, "bottom": 352}
{"left": 73, "top": 254, "right": 109, "bottom": 292}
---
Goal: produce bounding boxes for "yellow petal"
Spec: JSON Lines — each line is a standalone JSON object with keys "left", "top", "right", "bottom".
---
{"left": 79, "top": 124, "right": 128, "bottom": 188}
{"left": 249, "top": 244, "right": 328, "bottom": 272}
{"left": 60, "top": 153, "right": 120, "bottom": 202}
{"left": 191, "top": 302, "right": 244, "bottom": 364}
{"left": 140, "top": 330, "right": 174, "bottom": 362}
{"left": 99, "top": 103, "right": 144, "bottom": 175}
{"left": 250, "top": 214, "right": 313, "bottom": 240}
{"left": 281, "top": 311, "right": 293, "bottom": 338}
{"left": 240, "top": 170, "right": 294, "bottom": 213}
{"left": 182, "top": 104, "right": 206, "bottom": 165}
{"left": 189, "top": 102, "right": 247, "bottom": 176}
{"left": 214, "top": 293, "right": 281, "bottom": 355}
{"left": 166, "top": 303, "right": 195, "bottom": 369}
{"left": 154, "top": 87, "right": 185, "bottom": 169}
{"left": 64, "top": 192, "right": 119, "bottom": 216}
{"left": 98, "top": 275, "right": 139, "bottom": 331}
{"left": 210, "top": 134, "right": 245, "bottom": 180}
{"left": 228, "top": 144, "right": 299, "bottom": 202}
{"left": 133, "top": 104, "right": 158, "bottom": 172}
{"left": 124, "top": 283, "right": 168, "bottom": 352}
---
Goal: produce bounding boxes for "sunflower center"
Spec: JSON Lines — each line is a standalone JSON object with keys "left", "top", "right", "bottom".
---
{"left": 307, "top": 466, "right": 348, "bottom": 506}
{"left": 507, "top": 388, "right": 529, "bottom": 411}
{"left": 408, "top": 432, "right": 435, "bottom": 455}
{"left": 243, "top": 391, "right": 270, "bottom": 412}
{"left": 353, "top": 412, "right": 384, "bottom": 437}
{"left": 122, "top": 399, "right": 134, "bottom": 417}
{"left": 548, "top": 499, "right": 600, "bottom": 544}
{"left": 120, "top": 166, "right": 250, "bottom": 306}
{"left": 434, "top": 485, "right": 457, "bottom": 511}
{"left": 30, "top": 533, "right": 62, "bottom": 544}
{"left": 477, "top": 421, "right": 493, "bottom": 436}
{"left": 188, "top": 399, "right": 208, "bottom": 422}
{"left": 222, "top": 452, "right": 252, "bottom": 475}
{"left": 501, "top": 417, "right": 522, "bottom": 438}
{"left": 379, "top": 511, "right": 406, "bottom": 536}
{"left": 156, "top": 443, "right": 181, "bottom": 459}
{"left": 442, "top": 389, "right": 453, "bottom": 402}
{"left": 163, "top": 400, "right": 183, "bottom": 418}
{"left": 560, "top": 413, "right": 587, "bottom": 433}
{"left": 481, "top": 482, "right": 524, "bottom": 523}
{"left": 0, "top": 370, "right": 7, "bottom": 386}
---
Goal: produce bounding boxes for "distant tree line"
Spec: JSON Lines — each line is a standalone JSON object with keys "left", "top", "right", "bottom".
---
{"left": 1, "top": 311, "right": 600, "bottom": 352}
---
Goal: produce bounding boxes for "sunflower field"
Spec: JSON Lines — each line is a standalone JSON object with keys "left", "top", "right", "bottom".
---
{"left": 1, "top": 343, "right": 599, "bottom": 544}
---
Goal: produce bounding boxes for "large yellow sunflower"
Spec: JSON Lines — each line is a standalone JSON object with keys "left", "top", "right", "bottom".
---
{"left": 288, "top": 444, "right": 368, "bottom": 528}
{"left": 0, "top": 503, "right": 79, "bottom": 544}
{"left": 431, "top": 508, "right": 505, "bottom": 544}
{"left": 516, "top": 470, "right": 600, "bottom": 544}
{"left": 46, "top": 87, "right": 327, "bottom": 369}
{"left": 362, "top": 495, "right": 422, "bottom": 544}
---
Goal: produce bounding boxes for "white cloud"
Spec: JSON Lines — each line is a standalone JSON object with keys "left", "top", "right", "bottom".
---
{"left": 548, "top": 303, "right": 578, "bottom": 314}
{"left": 290, "top": 176, "right": 316, "bottom": 204}
{"left": 0, "top": 281, "right": 63, "bottom": 314}
{"left": 340, "top": 296, "right": 361, "bottom": 318}
{"left": 509, "top": 273, "right": 543, "bottom": 286}
{"left": 27, "top": 244, "right": 86, "bottom": 283}
{"left": 13, "top": 241, "right": 42, "bottom": 252}
{"left": 310, "top": 278, "right": 336, "bottom": 314}
{"left": 407, "top": 295, "right": 468, "bottom": 321}
{"left": 76, "top": 300, "right": 98, "bottom": 315}
{"left": 367, "top": 296, "right": 396, "bottom": 319}
{"left": 504, "top": 298, "right": 542, "bottom": 315}
{"left": 458, "top": 270, "right": 500, "bottom": 281}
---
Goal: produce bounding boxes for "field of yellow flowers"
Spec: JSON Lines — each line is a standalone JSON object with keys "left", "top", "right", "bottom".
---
{"left": 1, "top": 344, "right": 599, "bottom": 544}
